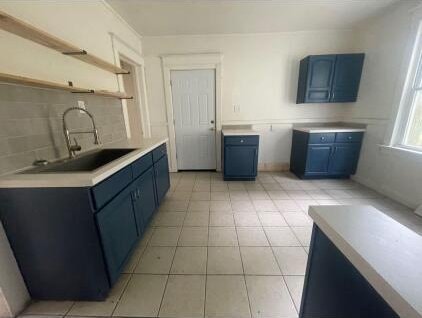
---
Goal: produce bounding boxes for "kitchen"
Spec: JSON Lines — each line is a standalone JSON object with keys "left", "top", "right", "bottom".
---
{"left": 0, "top": 1, "right": 422, "bottom": 318}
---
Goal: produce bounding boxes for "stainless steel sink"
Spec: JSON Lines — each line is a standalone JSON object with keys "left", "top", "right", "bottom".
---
{"left": 23, "top": 148, "right": 137, "bottom": 173}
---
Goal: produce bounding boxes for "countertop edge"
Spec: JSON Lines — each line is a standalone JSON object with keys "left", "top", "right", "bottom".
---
{"left": 0, "top": 137, "right": 169, "bottom": 188}
{"left": 221, "top": 129, "right": 260, "bottom": 136}
{"left": 293, "top": 127, "right": 366, "bottom": 133}
{"left": 309, "top": 206, "right": 421, "bottom": 318}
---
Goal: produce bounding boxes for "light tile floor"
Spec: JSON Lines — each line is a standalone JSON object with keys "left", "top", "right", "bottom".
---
{"left": 22, "top": 171, "right": 422, "bottom": 318}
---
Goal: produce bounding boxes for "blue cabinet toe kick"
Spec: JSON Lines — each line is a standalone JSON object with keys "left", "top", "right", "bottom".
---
{"left": 222, "top": 135, "right": 259, "bottom": 181}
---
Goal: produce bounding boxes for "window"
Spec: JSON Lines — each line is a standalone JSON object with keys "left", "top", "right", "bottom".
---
{"left": 402, "top": 53, "right": 422, "bottom": 148}
{"left": 394, "top": 22, "right": 422, "bottom": 151}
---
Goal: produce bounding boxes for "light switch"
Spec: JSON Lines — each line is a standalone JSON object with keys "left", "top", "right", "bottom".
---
{"left": 233, "top": 104, "right": 241, "bottom": 112}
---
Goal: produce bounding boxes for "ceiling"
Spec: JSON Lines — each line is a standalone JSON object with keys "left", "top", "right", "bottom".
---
{"left": 106, "top": 0, "right": 399, "bottom": 37}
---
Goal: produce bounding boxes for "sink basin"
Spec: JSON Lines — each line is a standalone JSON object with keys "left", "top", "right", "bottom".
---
{"left": 23, "top": 148, "right": 137, "bottom": 173}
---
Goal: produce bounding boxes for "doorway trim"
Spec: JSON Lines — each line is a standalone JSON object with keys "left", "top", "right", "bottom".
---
{"left": 110, "top": 32, "right": 152, "bottom": 138}
{"left": 161, "top": 53, "right": 223, "bottom": 172}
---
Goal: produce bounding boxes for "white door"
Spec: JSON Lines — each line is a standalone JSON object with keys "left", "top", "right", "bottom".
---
{"left": 171, "top": 69, "right": 216, "bottom": 170}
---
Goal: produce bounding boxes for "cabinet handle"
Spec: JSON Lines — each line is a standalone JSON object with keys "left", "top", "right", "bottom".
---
{"left": 348, "top": 136, "right": 352, "bottom": 140}
{"left": 321, "top": 136, "right": 325, "bottom": 141}
{"left": 131, "top": 192, "right": 136, "bottom": 201}
{"left": 332, "top": 92, "right": 335, "bottom": 100}
{"left": 240, "top": 139, "right": 244, "bottom": 143}
{"left": 137, "top": 189, "right": 141, "bottom": 198}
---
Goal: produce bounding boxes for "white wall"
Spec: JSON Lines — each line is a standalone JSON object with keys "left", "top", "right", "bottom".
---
{"left": 0, "top": 1, "right": 143, "bottom": 316}
{"left": 0, "top": 0, "right": 142, "bottom": 91}
{"left": 346, "top": 0, "right": 422, "bottom": 209}
{"left": 142, "top": 30, "right": 358, "bottom": 169}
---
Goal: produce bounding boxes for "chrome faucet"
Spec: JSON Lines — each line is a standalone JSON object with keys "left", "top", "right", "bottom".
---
{"left": 62, "top": 107, "right": 101, "bottom": 158}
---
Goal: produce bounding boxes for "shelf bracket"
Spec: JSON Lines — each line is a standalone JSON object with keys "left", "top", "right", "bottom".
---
{"left": 62, "top": 50, "right": 87, "bottom": 56}
{"left": 71, "top": 89, "right": 94, "bottom": 94}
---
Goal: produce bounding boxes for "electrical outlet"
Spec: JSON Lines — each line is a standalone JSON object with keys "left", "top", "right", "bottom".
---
{"left": 77, "top": 100, "right": 86, "bottom": 114}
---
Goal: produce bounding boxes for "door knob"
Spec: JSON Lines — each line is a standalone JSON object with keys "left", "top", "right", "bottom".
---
{"left": 210, "top": 120, "right": 214, "bottom": 124}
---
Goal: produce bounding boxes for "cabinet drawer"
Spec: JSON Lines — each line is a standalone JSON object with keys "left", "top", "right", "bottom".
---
{"left": 91, "top": 166, "right": 133, "bottom": 210}
{"left": 335, "top": 132, "right": 363, "bottom": 143}
{"left": 131, "top": 153, "right": 153, "bottom": 179}
{"left": 308, "top": 133, "right": 335, "bottom": 144}
{"left": 224, "top": 136, "right": 259, "bottom": 146}
{"left": 152, "top": 144, "right": 167, "bottom": 162}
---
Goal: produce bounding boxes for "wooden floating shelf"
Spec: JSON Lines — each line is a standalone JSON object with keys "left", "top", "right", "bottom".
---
{"left": 0, "top": 10, "right": 129, "bottom": 75}
{"left": 0, "top": 72, "right": 133, "bottom": 99}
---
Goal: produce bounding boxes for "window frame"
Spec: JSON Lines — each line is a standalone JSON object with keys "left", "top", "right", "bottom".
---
{"left": 393, "top": 21, "right": 422, "bottom": 152}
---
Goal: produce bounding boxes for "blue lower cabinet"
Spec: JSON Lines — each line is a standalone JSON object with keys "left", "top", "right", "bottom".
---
{"left": 154, "top": 154, "right": 170, "bottom": 204}
{"left": 0, "top": 144, "right": 170, "bottom": 301}
{"left": 133, "top": 167, "right": 156, "bottom": 229}
{"left": 300, "top": 225, "right": 399, "bottom": 317}
{"left": 95, "top": 186, "right": 138, "bottom": 285}
{"left": 223, "top": 135, "right": 259, "bottom": 181}
{"left": 306, "top": 146, "right": 332, "bottom": 175}
{"left": 290, "top": 130, "right": 363, "bottom": 179}
{"left": 328, "top": 144, "right": 361, "bottom": 175}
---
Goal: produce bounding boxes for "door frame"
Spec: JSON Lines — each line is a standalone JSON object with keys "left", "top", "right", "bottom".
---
{"left": 161, "top": 53, "right": 223, "bottom": 172}
{"left": 110, "top": 32, "right": 152, "bottom": 138}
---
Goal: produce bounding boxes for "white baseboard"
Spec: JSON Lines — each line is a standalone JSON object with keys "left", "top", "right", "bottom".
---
{"left": 352, "top": 174, "right": 417, "bottom": 210}
{"left": 258, "top": 162, "right": 289, "bottom": 172}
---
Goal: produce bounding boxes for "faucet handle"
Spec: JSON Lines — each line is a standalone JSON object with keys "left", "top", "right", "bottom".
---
{"left": 71, "top": 138, "right": 82, "bottom": 152}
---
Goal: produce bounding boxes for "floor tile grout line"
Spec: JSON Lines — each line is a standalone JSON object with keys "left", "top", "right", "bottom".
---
{"left": 235, "top": 225, "right": 253, "bottom": 318}
{"left": 283, "top": 275, "right": 302, "bottom": 315}
{"left": 203, "top": 222, "right": 209, "bottom": 318}
{"left": 156, "top": 210, "right": 186, "bottom": 317}
{"left": 261, "top": 218, "right": 300, "bottom": 316}
{"left": 110, "top": 270, "right": 135, "bottom": 317}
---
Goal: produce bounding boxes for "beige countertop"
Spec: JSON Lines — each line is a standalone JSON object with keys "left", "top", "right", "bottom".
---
{"left": 294, "top": 126, "right": 366, "bottom": 133}
{"left": 0, "top": 137, "right": 168, "bottom": 188}
{"left": 309, "top": 205, "right": 422, "bottom": 318}
{"left": 222, "top": 129, "right": 260, "bottom": 136}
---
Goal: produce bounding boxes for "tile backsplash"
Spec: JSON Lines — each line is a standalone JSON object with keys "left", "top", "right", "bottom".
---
{"left": 0, "top": 84, "right": 127, "bottom": 175}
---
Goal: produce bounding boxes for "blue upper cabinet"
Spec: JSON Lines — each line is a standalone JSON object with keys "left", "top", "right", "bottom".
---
{"left": 300, "top": 55, "right": 336, "bottom": 103}
{"left": 331, "top": 54, "right": 365, "bottom": 103}
{"left": 297, "top": 53, "right": 365, "bottom": 104}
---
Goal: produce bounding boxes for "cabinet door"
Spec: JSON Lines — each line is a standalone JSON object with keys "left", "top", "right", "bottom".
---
{"left": 95, "top": 186, "right": 138, "bottom": 284}
{"left": 331, "top": 54, "right": 364, "bottom": 102}
{"left": 328, "top": 144, "right": 361, "bottom": 175}
{"left": 306, "top": 146, "right": 332, "bottom": 175}
{"left": 133, "top": 167, "right": 157, "bottom": 229}
{"left": 154, "top": 154, "right": 170, "bottom": 204}
{"left": 224, "top": 146, "right": 258, "bottom": 177}
{"left": 306, "top": 55, "right": 336, "bottom": 103}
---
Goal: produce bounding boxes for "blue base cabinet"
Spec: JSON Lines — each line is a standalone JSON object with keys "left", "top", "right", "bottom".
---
{"left": 96, "top": 186, "right": 139, "bottom": 285}
{"left": 290, "top": 131, "right": 363, "bottom": 179}
{"left": 222, "top": 135, "right": 259, "bottom": 181}
{"left": 297, "top": 53, "right": 365, "bottom": 104}
{"left": 300, "top": 225, "right": 399, "bottom": 317}
{"left": 154, "top": 158, "right": 170, "bottom": 204}
{"left": 0, "top": 143, "right": 169, "bottom": 301}
{"left": 133, "top": 167, "right": 157, "bottom": 229}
